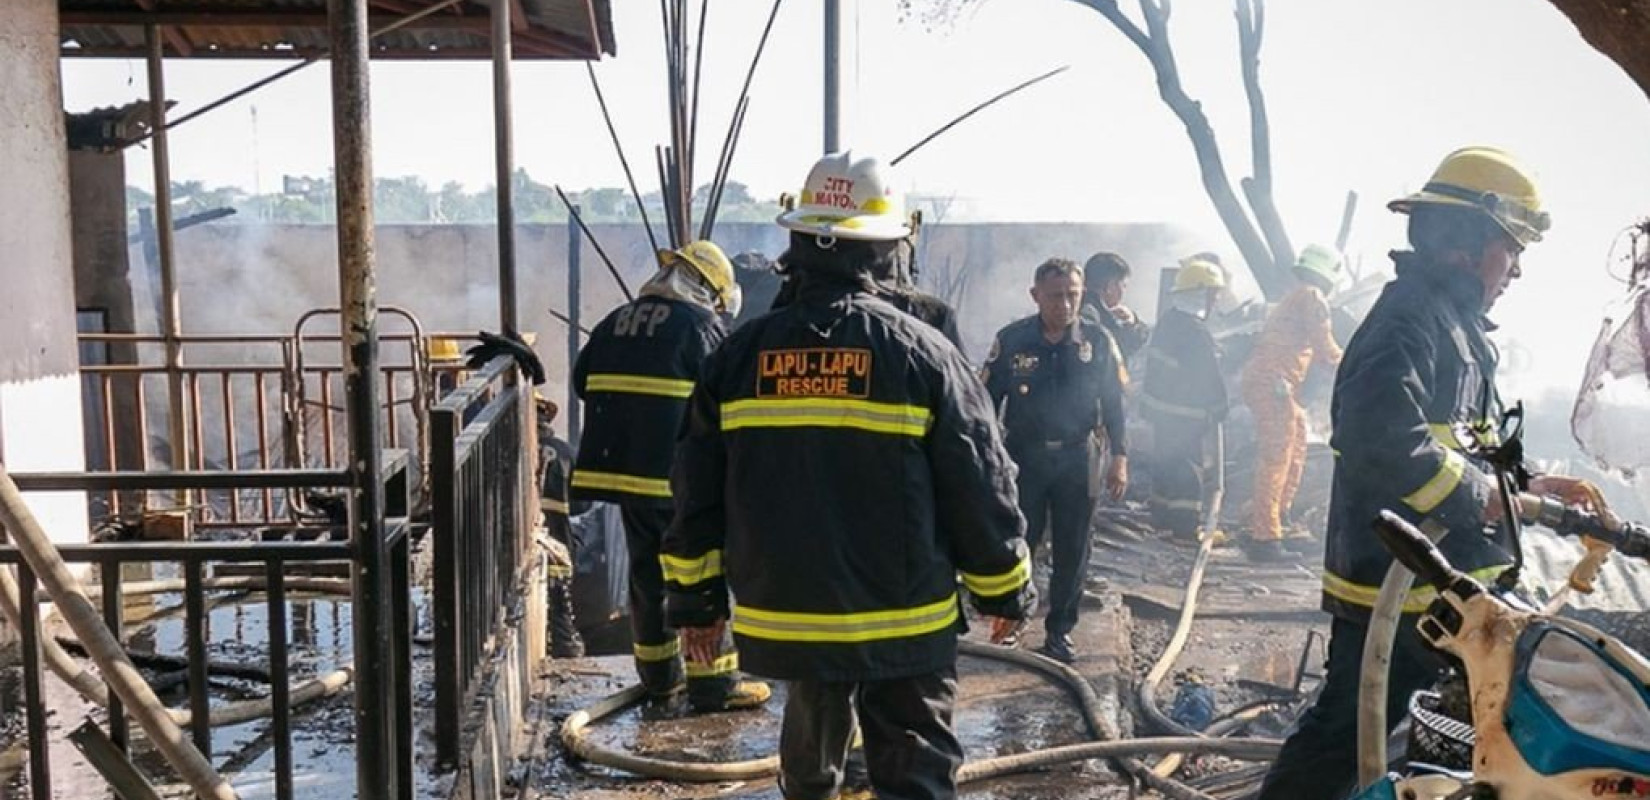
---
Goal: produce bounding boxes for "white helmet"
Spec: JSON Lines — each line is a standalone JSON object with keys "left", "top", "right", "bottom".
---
{"left": 776, "top": 151, "right": 911, "bottom": 242}
{"left": 1293, "top": 243, "right": 1343, "bottom": 289}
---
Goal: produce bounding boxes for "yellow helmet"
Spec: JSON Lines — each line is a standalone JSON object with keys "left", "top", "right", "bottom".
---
{"left": 428, "top": 336, "right": 463, "bottom": 362}
{"left": 1293, "top": 243, "right": 1343, "bottom": 289}
{"left": 659, "top": 239, "right": 743, "bottom": 316}
{"left": 776, "top": 151, "right": 912, "bottom": 242}
{"left": 1173, "top": 253, "right": 1227, "bottom": 293}
{"left": 1388, "top": 146, "right": 1550, "bottom": 246}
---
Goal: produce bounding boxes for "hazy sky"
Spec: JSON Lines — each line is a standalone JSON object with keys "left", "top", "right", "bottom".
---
{"left": 60, "top": 0, "right": 1650, "bottom": 397}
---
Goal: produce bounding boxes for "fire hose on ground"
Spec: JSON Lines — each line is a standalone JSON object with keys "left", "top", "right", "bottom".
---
{"left": 559, "top": 640, "right": 1281, "bottom": 796}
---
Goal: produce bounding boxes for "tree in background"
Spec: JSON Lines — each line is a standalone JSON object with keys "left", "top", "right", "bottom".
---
{"left": 910, "top": 0, "right": 1300, "bottom": 299}
{"left": 1076, "top": 0, "right": 1295, "bottom": 299}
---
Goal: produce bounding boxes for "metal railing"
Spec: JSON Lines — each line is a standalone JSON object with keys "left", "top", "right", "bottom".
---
{"left": 77, "top": 318, "right": 469, "bottom": 527}
{"left": 429, "top": 356, "right": 535, "bottom": 766}
{"left": 2, "top": 464, "right": 415, "bottom": 800}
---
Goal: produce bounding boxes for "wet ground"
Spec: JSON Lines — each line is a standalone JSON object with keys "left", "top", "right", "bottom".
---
{"left": 0, "top": 572, "right": 446, "bottom": 800}
{"left": 517, "top": 513, "right": 1316, "bottom": 800}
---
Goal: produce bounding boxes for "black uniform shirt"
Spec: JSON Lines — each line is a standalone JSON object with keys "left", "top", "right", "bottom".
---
{"left": 982, "top": 316, "right": 1128, "bottom": 456}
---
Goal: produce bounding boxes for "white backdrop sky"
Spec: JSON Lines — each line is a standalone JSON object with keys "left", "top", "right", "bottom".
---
{"left": 60, "top": 0, "right": 1650, "bottom": 395}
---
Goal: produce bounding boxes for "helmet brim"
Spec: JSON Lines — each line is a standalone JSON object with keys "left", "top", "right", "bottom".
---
{"left": 776, "top": 209, "right": 912, "bottom": 242}
{"left": 1387, "top": 193, "right": 1545, "bottom": 245}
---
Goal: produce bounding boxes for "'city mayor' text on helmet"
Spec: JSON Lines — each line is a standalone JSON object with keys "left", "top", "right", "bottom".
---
{"left": 777, "top": 151, "right": 911, "bottom": 242}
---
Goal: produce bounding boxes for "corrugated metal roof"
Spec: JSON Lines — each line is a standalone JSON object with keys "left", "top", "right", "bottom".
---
{"left": 59, "top": 0, "right": 614, "bottom": 61}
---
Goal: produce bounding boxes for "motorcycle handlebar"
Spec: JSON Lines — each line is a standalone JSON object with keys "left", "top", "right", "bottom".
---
{"left": 1372, "top": 510, "right": 1466, "bottom": 592}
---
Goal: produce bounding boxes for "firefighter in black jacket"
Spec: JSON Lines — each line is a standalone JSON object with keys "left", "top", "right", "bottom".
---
{"left": 571, "top": 239, "right": 771, "bottom": 713}
{"left": 1258, "top": 147, "right": 1608, "bottom": 800}
{"left": 983, "top": 257, "right": 1128, "bottom": 664}
{"left": 663, "top": 152, "right": 1033, "bottom": 800}
{"left": 536, "top": 394, "right": 585, "bottom": 658}
{"left": 1142, "top": 254, "right": 1230, "bottom": 543}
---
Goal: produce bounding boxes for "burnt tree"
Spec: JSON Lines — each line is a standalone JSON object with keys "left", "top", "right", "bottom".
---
{"left": 1076, "top": 0, "right": 1294, "bottom": 299}
{"left": 1546, "top": 0, "right": 1650, "bottom": 100}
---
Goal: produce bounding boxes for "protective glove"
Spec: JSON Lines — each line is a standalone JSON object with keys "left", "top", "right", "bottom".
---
{"left": 466, "top": 329, "right": 546, "bottom": 385}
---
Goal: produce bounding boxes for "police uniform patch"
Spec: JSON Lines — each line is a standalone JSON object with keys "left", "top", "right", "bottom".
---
{"left": 1078, "top": 341, "right": 1093, "bottom": 363}
{"left": 757, "top": 348, "right": 872, "bottom": 398}
{"left": 1011, "top": 354, "right": 1040, "bottom": 376}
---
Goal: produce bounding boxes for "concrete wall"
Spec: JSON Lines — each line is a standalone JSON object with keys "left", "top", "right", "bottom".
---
{"left": 154, "top": 221, "right": 1198, "bottom": 436}
{"left": 0, "top": 0, "right": 91, "bottom": 647}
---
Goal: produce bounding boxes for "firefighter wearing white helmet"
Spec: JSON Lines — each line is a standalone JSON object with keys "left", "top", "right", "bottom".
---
{"left": 768, "top": 151, "right": 969, "bottom": 353}
{"left": 1142, "top": 252, "right": 1230, "bottom": 542}
{"left": 776, "top": 151, "right": 911, "bottom": 242}
{"left": 1258, "top": 147, "right": 1608, "bottom": 800}
{"left": 1239, "top": 244, "right": 1345, "bottom": 561}
{"left": 668, "top": 153, "right": 1032, "bottom": 800}
{"left": 570, "top": 238, "right": 771, "bottom": 715}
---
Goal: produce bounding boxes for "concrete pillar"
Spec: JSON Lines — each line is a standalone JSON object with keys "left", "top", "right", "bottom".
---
{"left": 0, "top": 0, "right": 91, "bottom": 559}
{"left": 70, "top": 150, "right": 144, "bottom": 482}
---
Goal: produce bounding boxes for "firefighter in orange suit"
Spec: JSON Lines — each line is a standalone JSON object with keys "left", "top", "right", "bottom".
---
{"left": 571, "top": 240, "right": 770, "bottom": 714}
{"left": 1238, "top": 244, "right": 1345, "bottom": 561}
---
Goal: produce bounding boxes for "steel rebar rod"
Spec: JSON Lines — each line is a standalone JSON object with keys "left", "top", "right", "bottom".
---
{"left": 554, "top": 185, "right": 633, "bottom": 301}
{"left": 141, "top": 0, "right": 465, "bottom": 142}
{"left": 586, "top": 63, "right": 660, "bottom": 256}
{"left": 891, "top": 65, "right": 1071, "bottom": 167}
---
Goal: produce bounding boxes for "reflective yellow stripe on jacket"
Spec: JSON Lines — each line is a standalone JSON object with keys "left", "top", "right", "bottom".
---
{"left": 585, "top": 373, "right": 695, "bottom": 399}
{"left": 1323, "top": 565, "right": 1507, "bottom": 614}
{"left": 960, "top": 554, "right": 1030, "bottom": 598}
{"left": 721, "top": 398, "right": 932, "bottom": 438}
{"left": 661, "top": 549, "right": 723, "bottom": 588}
{"left": 570, "top": 470, "right": 671, "bottom": 498}
{"left": 540, "top": 498, "right": 570, "bottom": 515}
{"left": 732, "top": 594, "right": 959, "bottom": 644}
{"left": 1402, "top": 449, "right": 1466, "bottom": 514}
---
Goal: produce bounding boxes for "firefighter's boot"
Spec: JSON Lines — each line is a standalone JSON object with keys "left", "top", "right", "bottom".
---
{"left": 547, "top": 578, "right": 586, "bottom": 658}
{"left": 689, "top": 679, "right": 773, "bottom": 714}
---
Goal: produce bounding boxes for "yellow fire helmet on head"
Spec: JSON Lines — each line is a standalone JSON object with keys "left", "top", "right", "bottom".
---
{"left": 658, "top": 239, "right": 743, "bottom": 316}
{"left": 776, "top": 151, "right": 911, "bottom": 242}
{"left": 1388, "top": 146, "right": 1550, "bottom": 246}
{"left": 1174, "top": 253, "right": 1228, "bottom": 293}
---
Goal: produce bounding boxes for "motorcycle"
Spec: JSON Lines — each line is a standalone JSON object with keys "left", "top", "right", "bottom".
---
{"left": 1351, "top": 417, "right": 1650, "bottom": 799}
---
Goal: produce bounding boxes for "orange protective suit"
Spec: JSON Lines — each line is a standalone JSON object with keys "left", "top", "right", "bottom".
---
{"left": 1240, "top": 284, "right": 1342, "bottom": 541}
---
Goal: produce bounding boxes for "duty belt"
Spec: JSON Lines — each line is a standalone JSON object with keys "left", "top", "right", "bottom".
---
{"left": 1012, "top": 436, "right": 1089, "bottom": 452}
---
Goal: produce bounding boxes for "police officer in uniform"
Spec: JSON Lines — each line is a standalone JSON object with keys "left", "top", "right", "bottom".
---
{"left": 983, "top": 258, "right": 1128, "bottom": 664}
{"left": 664, "top": 152, "right": 1033, "bottom": 800}
{"left": 571, "top": 240, "right": 770, "bottom": 713}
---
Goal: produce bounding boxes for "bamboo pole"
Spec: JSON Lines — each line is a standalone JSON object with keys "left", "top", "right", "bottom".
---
{"left": 0, "top": 465, "right": 236, "bottom": 799}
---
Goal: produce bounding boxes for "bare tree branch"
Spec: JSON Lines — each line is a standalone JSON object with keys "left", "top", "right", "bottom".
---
{"left": 1077, "top": 0, "right": 1285, "bottom": 297}
{"left": 1080, "top": 0, "right": 1152, "bottom": 58}
{"left": 1236, "top": 0, "right": 1293, "bottom": 283}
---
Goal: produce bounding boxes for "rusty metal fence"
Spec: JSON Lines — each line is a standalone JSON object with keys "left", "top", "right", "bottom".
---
{"left": 2, "top": 463, "right": 415, "bottom": 800}
{"left": 428, "top": 356, "right": 535, "bottom": 766}
{"left": 76, "top": 313, "right": 469, "bottom": 528}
